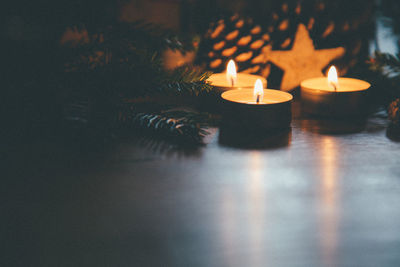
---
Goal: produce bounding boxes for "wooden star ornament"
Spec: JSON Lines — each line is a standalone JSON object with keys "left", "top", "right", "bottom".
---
{"left": 265, "top": 24, "right": 345, "bottom": 91}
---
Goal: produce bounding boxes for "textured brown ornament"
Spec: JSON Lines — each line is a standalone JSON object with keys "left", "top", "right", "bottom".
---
{"left": 265, "top": 24, "right": 345, "bottom": 91}
{"left": 388, "top": 99, "right": 400, "bottom": 125}
{"left": 197, "top": 15, "right": 269, "bottom": 74}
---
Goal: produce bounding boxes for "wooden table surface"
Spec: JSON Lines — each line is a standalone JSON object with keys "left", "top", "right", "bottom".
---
{"left": 4, "top": 101, "right": 400, "bottom": 267}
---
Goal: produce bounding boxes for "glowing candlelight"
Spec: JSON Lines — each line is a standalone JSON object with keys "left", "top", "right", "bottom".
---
{"left": 226, "top": 60, "right": 237, "bottom": 87}
{"left": 207, "top": 59, "right": 266, "bottom": 92}
{"left": 253, "top": 79, "right": 264, "bottom": 104}
{"left": 327, "top": 66, "right": 339, "bottom": 91}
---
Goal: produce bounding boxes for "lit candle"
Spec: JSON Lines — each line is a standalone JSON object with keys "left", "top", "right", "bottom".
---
{"left": 300, "top": 66, "right": 371, "bottom": 117}
{"left": 221, "top": 79, "right": 293, "bottom": 130}
{"left": 207, "top": 60, "right": 267, "bottom": 92}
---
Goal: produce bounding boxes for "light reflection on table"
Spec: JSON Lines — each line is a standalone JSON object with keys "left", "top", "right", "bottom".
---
{"left": 319, "top": 136, "right": 340, "bottom": 267}
{"left": 248, "top": 151, "right": 267, "bottom": 266}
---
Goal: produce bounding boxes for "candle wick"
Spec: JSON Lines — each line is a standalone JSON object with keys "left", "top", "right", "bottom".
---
{"left": 330, "top": 82, "right": 337, "bottom": 92}
{"left": 256, "top": 94, "right": 260, "bottom": 104}
{"left": 231, "top": 77, "right": 235, "bottom": 87}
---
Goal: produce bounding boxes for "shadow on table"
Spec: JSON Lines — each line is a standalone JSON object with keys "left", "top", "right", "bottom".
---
{"left": 386, "top": 124, "right": 400, "bottom": 142}
{"left": 293, "top": 99, "right": 367, "bottom": 135}
{"left": 134, "top": 136, "right": 204, "bottom": 157}
{"left": 298, "top": 108, "right": 390, "bottom": 135}
{"left": 299, "top": 116, "right": 367, "bottom": 135}
{"left": 218, "top": 126, "right": 292, "bottom": 150}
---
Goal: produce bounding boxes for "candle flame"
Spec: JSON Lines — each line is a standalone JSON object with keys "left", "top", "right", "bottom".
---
{"left": 327, "top": 66, "right": 339, "bottom": 91}
{"left": 226, "top": 60, "right": 237, "bottom": 86}
{"left": 254, "top": 79, "right": 264, "bottom": 103}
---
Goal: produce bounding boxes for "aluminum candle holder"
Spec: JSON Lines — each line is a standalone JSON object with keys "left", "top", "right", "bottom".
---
{"left": 301, "top": 77, "right": 371, "bottom": 117}
{"left": 221, "top": 85, "right": 293, "bottom": 130}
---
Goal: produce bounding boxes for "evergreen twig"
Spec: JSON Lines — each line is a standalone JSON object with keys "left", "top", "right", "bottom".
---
{"left": 60, "top": 21, "right": 215, "bottom": 146}
{"left": 369, "top": 52, "right": 400, "bottom": 75}
{"left": 157, "top": 67, "right": 214, "bottom": 96}
{"left": 367, "top": 52, "right": 400, "bottom": 127}
{"left": 368, "top": 51, "right": 400, "bottom": 103}
{"left": 126, "top": 110, "right": 212, "bottom": 145}
{"left": 62, "top": 22, "right": 213, "bottom": 98}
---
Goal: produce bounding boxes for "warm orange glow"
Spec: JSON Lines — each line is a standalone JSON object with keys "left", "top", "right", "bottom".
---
{"left": 319, "top": 137, "right": 339, "bottom": 266}
{"left": 226, "top": 59, "right": 237, "bottom": 86}
{"left": 327, "top": 66, "right": 339, "bottom": 90}
{"left": 248, "top": 151, "right": 267, "bottom": 265}
{"left": 253, "top": 79, "right": 264, "bottom": 103}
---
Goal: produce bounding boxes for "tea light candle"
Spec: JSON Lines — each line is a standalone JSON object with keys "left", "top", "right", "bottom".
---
{"left": 221, "top": 79, "right": 293, "bottom": 130}
{"left": 208, "top": 60, "right": 267, "bottom": 92}
{"left": 301, "top": 66, "right": 371, "bottom": 117}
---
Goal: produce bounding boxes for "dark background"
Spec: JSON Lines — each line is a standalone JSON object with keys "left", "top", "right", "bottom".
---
{"left": 3, "top": 1, "right": 400, "bottom": 266}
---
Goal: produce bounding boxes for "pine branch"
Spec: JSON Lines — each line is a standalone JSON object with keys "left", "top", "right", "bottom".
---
{"left": 59, "top": 22, "right": 216, "bottom": 147}
{"left": 369, "top": 52, "right": 400, "bottom": 75}
{"left": 62, "top": 23, "right": 213, "bottom": 99}
{"left": 120, "top": 21, "right": 195, "bottom": 53}
{"left": 368, "top": 52, "right": 400, "bottom": 103}
{"left": 126, "top": 110, "right": 212, "bottom": 145}
{"left": 156, "top": 67, "right": 214, "bottom": 96}
{"left": 62, "top": 21, "right": 194, "bottom": 59}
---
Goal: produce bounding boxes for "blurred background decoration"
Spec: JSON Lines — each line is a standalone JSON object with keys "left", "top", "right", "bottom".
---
{"left": 4, "top": 0, "right": 400, "bottom": 144}
{"left": 195, "top": 0, "right": 374, "bottom": 89}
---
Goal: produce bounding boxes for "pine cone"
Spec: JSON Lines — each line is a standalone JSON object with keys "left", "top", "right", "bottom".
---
{"left": 196, "top": 14, "right": 270, "bottom": 75}
{"left": 197, "top": 1, "right": 373, "bottom": 85}
{"left": 388, "top": 99, "right": 400, "bottom": 125}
